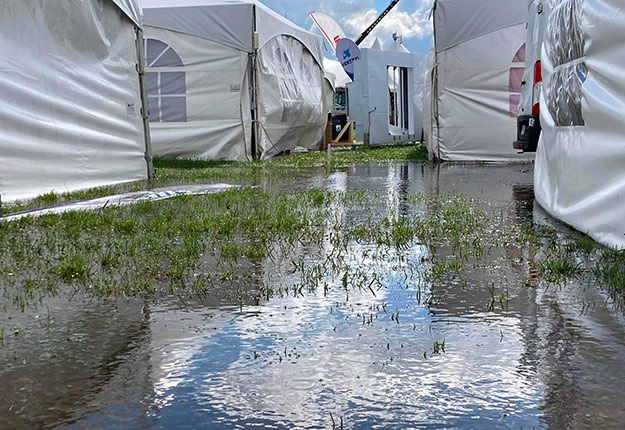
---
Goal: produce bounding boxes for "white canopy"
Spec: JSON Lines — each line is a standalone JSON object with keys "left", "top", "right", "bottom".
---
{"left": 424, "top": 0, "right": 531, "bottom": 161}
{"left": 142, "top": 0, "right": 323, "bottom": 67}
{"left": 0, "top": 0, "right": 149, "bottom": 202}
{"left": 535, "top": 0, "right": 625, "bottom": 249}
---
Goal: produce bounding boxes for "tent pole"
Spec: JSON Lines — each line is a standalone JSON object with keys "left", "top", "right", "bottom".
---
{"left": 135, "top": 27, "right": 155, "bottom": 179}
{"left": 250, "top": 5, "right": 261, "bottom": 160}
{"left": 432, "top": 1, "right": 441, "bottom": 162}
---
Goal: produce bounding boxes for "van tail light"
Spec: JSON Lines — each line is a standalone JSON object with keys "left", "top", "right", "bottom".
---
{"left": 532, "top": 61, "right": 542, "bottom": 115}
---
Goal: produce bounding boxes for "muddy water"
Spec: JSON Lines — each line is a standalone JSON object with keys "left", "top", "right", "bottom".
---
{"left": 2, "top": 163, "right": 625, "bottom": 429}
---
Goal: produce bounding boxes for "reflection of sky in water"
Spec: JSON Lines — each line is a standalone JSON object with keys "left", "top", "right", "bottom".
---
{"left": 38, "top": 163, "right": 625, "bottom": 429}
{"left": 141, "top": 242, "right": 543, "bottom": 429}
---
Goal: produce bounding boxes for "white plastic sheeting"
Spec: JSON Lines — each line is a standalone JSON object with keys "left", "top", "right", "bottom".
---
{"left": 113, "top": 0, "right": 143, "bottom": 26}
{"left": 434, "top": 0, "right": 526, "bottom": 52}
{"left": 0, "top": 0, "right": 148, "bottom": 202}
{"left": 143, "top": 0, "right": 325, "bottom": 160}
{"left": 2, "top": 184, "right": 235, "bottom": 221}
{"left": 535, "top": 0, "right": 625, "bottom": 249}
{"left": 424, "top": 0, "right": 531, "bottom": 161}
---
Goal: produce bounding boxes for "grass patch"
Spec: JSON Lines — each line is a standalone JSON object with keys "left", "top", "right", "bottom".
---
{"left": 2, "top": 146, "right": 621, "bottom": 313}
{"left": 3, "top": 142, "right": 427, "bottom": 215}
{"left": 535, "top": 249, "right": 580, "bottom": 283}
{"left": 595, "top": 250, "right": 625, "bottom": 298}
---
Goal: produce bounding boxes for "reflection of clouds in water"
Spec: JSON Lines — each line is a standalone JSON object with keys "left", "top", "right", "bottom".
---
{"left": 144, "top": 235, "right": 543, "bottom": 428}
{"left": 176, "top": 294, "right": 541, "bottom": 428}
{"left": 148, "top": 307, "right": 236, "bottom": 409}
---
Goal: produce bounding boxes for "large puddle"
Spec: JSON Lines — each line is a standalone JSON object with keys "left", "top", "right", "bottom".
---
{"left": 2, "top": 162, "right": 625, "bottom": 429}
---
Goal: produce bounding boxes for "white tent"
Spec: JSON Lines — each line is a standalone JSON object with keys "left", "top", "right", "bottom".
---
{"left": 347, "top": 44, "right": 425, "bottom": 145}
{"left": 0, "top": 0, "right": 152, "bottom": 203}
{"left": 423, "top": 0, "right": 531, "bottom": 161}
{"left": 324, "top": 58, "right": 351, "bottom": 92}
{"left": 535, "top": 0, "right": 625, "bottom": 249}
{"left": 323, "top": 58, "right": 350, "bottom": 112}
{"left": 142, "top": 0, "right": 326, "bottom": 160}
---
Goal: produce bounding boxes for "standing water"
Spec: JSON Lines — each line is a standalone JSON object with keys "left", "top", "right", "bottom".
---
{"left": 1, "top": 162, "right": 624, "bottom": 429}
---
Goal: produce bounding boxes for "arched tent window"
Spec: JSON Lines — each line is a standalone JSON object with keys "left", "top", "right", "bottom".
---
{"left": 145, "top": 39, "right": 187, "bottom": 123}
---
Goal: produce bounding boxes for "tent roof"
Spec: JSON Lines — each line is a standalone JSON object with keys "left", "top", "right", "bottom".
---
{"left": 323, "top": 57, "right": 351, "bottom": 89}
{"left": 387, "top": 41, "right": 410, "bottom": 53}
{"left": 142, "top": 0, "right": 323, "bottom": 66}
{"left": 112, "top": 0, "right": 142, "bottom": 27}
{"left": 370, "top": 38, "right": 383, "bottom": 50}
{"left": 434, "top": 0, "right": 526, "bottom": 52}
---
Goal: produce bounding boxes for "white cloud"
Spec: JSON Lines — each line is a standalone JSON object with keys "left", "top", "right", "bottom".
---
{"left": 342, "top": 5, "right": 432, "bottom": 47}
{"left": 160, "top": 0, "right": 435, "bottom": 53}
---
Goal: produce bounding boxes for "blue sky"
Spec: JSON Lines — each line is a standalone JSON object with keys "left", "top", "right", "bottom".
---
{"left": 259, "top": 0, "right": 434, "bottom": 56}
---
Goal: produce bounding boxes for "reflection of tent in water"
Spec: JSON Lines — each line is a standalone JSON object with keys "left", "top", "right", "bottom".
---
{"left": 142, "top": 0, "right": 326, "bottom": 161}
{"left": 423, "top": 0, "right": 532, "bottom": 161}
{"left": 535, "top": 0, "right": 625, "bottom": 249}
{"left": 0, "top": 0, "right": 151, "bottom": 202}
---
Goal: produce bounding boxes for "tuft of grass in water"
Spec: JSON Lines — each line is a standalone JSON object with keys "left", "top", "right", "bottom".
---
{"left": 535, "top": 249, "right": 580, "bottom": 283}
{"left": 56, "top": 255, "right": 92, "bottom": 283}
{"left": 433, "top": 340, "right": 446, "bottom": 354}
{"left": 575, "top": 235, "right": 596, "bottom": 254}
{"left": 595, "top": 250, "right": 625, "bottom": 298}
{"left": 34, "top": 191, "right": 60, "bottom": 206}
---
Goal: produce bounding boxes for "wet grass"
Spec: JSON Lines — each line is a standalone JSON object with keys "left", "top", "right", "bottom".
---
{"left": 1, "top": 145, "right": 624, "bottom": 316}
{"left": 535, "top": 248, "right": 581, "bottom": 283}
{"left": 2, "top": 142, "right": 427, "bottom": 215}
{"left": 0, "top": 182, "right": 565, "bottom": 313}
{"left": 595, "top": 250, "right": 625, "bottom": 298}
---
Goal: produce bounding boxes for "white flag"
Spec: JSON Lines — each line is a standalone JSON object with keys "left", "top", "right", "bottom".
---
{"left": 309, "top": 11, "right": 347, "bottom": 53}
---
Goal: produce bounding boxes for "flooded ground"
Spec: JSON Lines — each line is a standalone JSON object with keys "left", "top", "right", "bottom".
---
{"left": 2, "top": 162, "right": 625, "bottom": 429}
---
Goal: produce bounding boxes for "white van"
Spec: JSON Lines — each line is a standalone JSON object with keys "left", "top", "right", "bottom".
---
{"left": 514, "top": 0, "right": 551, "bottom": 152}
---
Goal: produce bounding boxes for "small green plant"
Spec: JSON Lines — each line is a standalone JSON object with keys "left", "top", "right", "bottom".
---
{"left": 56, "top": 255, "right": 92, "bottom": 283}
{"left": 535, "top": 249, "right": 580, "bottom": 283}
{"left": 433, "top": 340, "right": 445, "bottom": 354}
{"left": 575, "top": 235, "right": 596, "bottom": 254}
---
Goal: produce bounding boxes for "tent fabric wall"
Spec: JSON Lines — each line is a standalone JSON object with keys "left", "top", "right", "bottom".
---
{"left": 144, "top": 26, "right": 250, "bottom": 160}
{"left": 535, "top": 0, "right": 625, "bottom": 249}
{"left": 0, "top": 0, "right": 148, "bottom": 202}
{"left": 143, "top": 0, "right": 325, "bottom": 161}
{"left": 424, "top": 0, "right": 532, "bottom": 161}
{"left": 434, "top": 0, "right": 526, "bottom": 52}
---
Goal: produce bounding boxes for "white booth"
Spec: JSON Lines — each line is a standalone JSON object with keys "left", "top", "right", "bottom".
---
{"left": 0, "top": 0, "right": 151, "bottom": 202}
{"left": 142, "top": 0, "right": 326, "bottom": 160}
{"left": 347, "top": 42, "right": 425, "bottom": 145}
